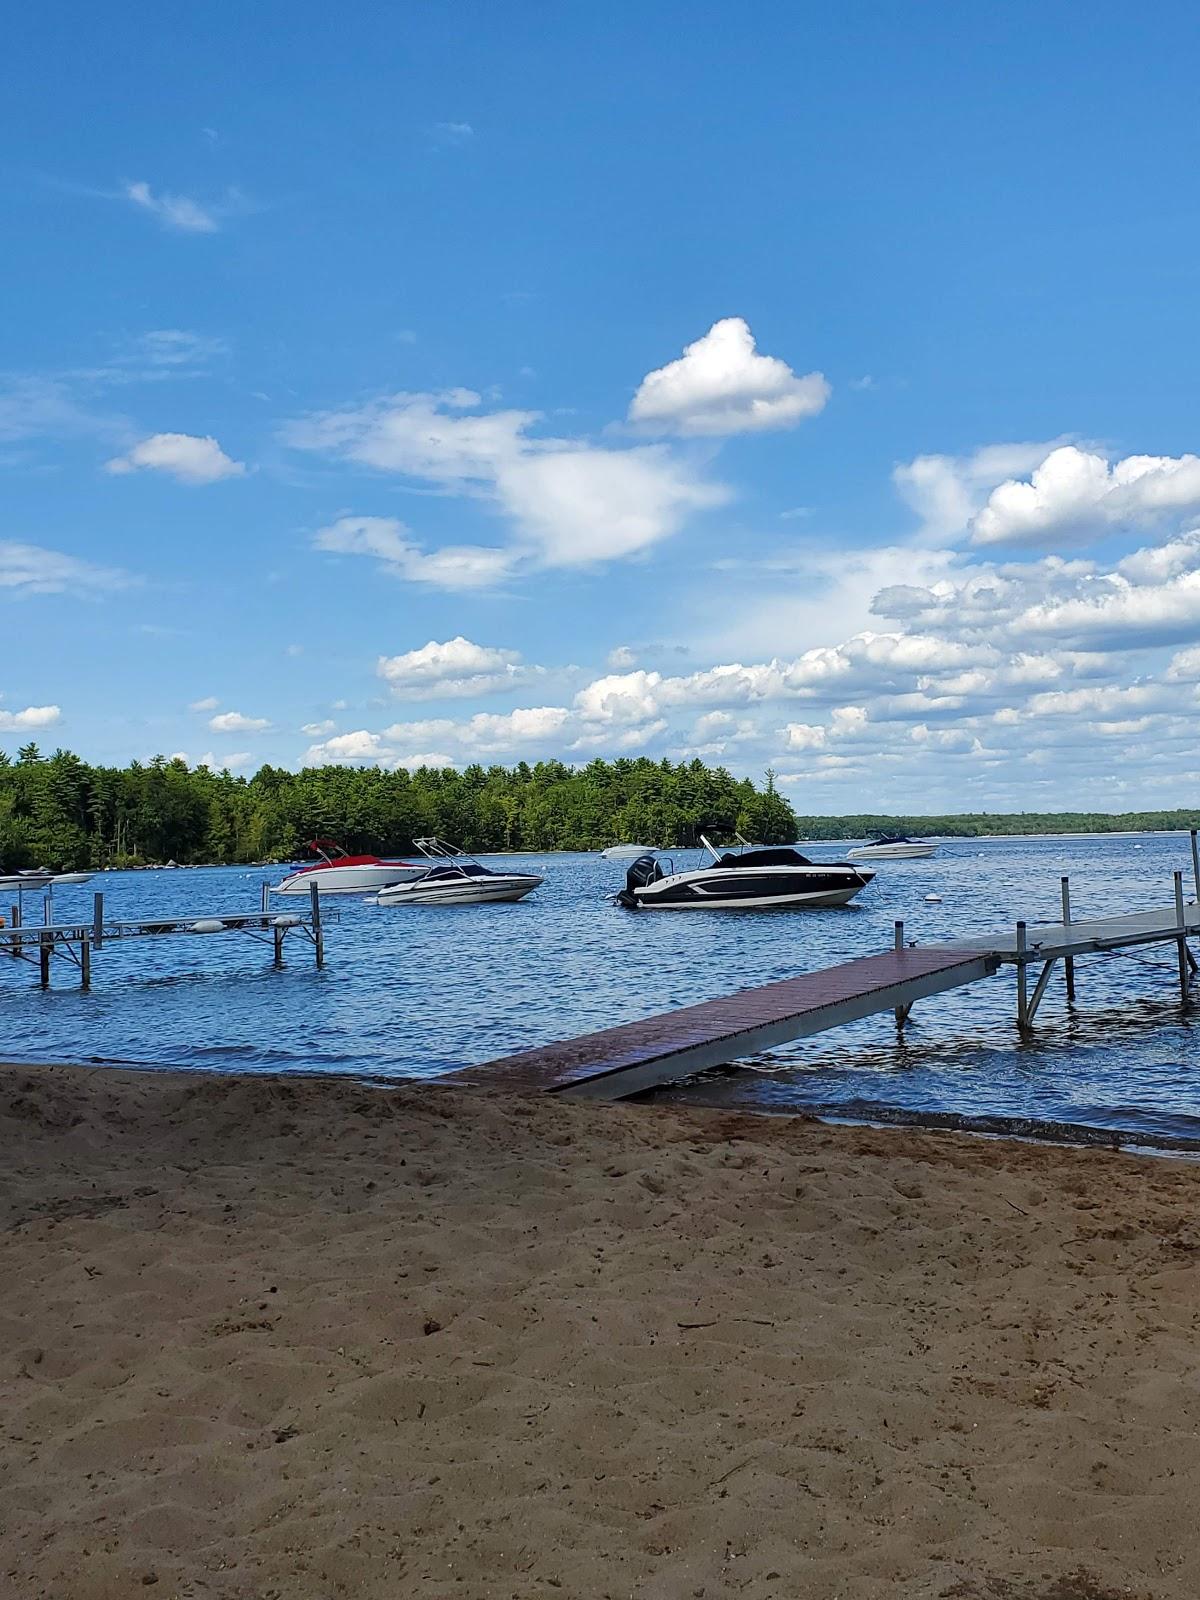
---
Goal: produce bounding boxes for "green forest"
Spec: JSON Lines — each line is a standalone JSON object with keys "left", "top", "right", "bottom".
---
{"left": 0, "top": 746, "right": 798, "bottom": 869}
{"left": 1, "top": 745, "right": 1196, "bottom": 870}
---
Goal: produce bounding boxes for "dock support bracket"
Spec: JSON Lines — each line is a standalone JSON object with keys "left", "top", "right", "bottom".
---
{"left": 1025, "top": 958, "right": 1058, "bottom": 1027}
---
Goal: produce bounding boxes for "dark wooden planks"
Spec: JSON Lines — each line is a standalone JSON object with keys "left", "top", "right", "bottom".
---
{"left": 445, "top": 946, "right": 997, "bottom": 1100}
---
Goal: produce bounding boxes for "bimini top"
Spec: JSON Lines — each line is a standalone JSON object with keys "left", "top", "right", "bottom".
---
{"left": 710, "top": 846, "right": 815, "bottom": 869}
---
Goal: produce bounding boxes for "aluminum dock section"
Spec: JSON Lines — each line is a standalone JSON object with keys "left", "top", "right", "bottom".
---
{"left": 445, "top": 946, "right": 998, "bottom": 1101}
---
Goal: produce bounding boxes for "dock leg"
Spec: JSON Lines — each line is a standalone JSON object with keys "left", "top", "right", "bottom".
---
{"left": 1060, "top": 876, "right": 1076, "bottom": 1002}
{"left": 8, "top": 904, "right": 18, "bottom": 957}
{"left": 93, "top": 892, "right": 104, "bottom": 950}
{"left": 1025, "top": 959, "right": 1058, "bottom": 1026}
{"left": 1016, "top": 921, "right": 1029, "bottom": 1030}
{"left": 261, "top": 881, "right": 270, "bottom": 914}
{"left": 1175, "top": 870, "right": 1190, "bottom": 1007}
{"left": 39, "top": 934, "right": 51, "bottom": 990}
{"left": 310, "top": 882, "right": 324, "bottom": 970}
{"left": 273, "top": 923, "right": 285, "bottom": 968}
{"left": 80, "top": 936, "right": 90, "bottom": 990}
{"left": 894, "top": 921, "right": 908, "bottom": 1028}
{"left": 1192, "top": 829, "right": 1200, "bottom": 903}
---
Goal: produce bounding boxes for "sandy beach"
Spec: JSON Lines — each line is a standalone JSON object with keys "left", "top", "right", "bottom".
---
{"left": 3, "top": 1064, "right": 1199, "bottom": 1598}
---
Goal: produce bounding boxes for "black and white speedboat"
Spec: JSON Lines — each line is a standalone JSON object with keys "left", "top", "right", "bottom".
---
{"left": 615, "top": 834, "right": 874, "bottom": 911}
{"left": 374, "top": 839, "right": 543, "bottom": 906}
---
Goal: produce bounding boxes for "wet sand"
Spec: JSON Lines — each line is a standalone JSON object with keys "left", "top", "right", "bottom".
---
{"left": 3, "top": 1061, "right": 1198, "bottom": 1599}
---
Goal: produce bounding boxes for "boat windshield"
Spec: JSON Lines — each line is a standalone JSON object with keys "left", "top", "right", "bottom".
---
{"left": 412, "top": 837, "right": 491, "bottom": 879}
{"left": 698, "top": 834, "right": 813, "bottom": 869}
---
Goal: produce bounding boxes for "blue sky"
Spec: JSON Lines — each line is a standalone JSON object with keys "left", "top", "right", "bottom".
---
{"left": 5, "top": 2, "right": 1200, "bottom": 811}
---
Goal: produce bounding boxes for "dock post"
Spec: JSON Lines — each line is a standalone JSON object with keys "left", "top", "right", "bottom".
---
{"left": 1015, "top": 921, "right": 1029, "bottom": 1030}
{"left": 1060, "top": 877, "right": 1075, "bottom": 1002}
{"left": 80, "top": 934, "right": 90, "bottom": 990}
{"left": 273, "top": 922, "right": 285, "bottom": 968}
{"left": 310, "top": 881, "right": 324, "bottom": 969}
{"left": 894, "top": 921, "right": 908, "bottom": 1027}
{"left": 1175, "top": 870, "right": 1190, "bottom": 1007}
{"left": 261, "top": 881, "right": 270, "bottom": 915}
{"left": 92, "top": 892, "right": 104, "bottom": 950}
{"left": 1192, "top": 830, "right": 1200, "bottom": 903}
{"left": 8, "top": 902, "right": 18, "bottom": 957}
{"left": 38, "top": 933, "right": 51, "bottom": 989}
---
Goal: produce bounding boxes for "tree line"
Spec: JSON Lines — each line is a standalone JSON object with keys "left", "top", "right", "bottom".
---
{"left": 791, "top": 811, "right": 1200, "bottom": 839}
{"left": 0, "top": 746, "right": 799, "bottom": 869}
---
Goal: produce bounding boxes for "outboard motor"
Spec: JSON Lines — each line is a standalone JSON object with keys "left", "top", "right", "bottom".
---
{"left": 616, "top": 853, "right": 663, "bottom": 909}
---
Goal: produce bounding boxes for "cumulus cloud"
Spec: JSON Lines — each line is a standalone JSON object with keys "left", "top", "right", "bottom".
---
{"left": 300, "top": 720, "right": 336, "bottom": 736}
{"left": 894, "top": 442, "right": 1053, "bottom": 541}
{"left": 629, "top": 318, "right": 829, "bottom": 436}
{"left": 208, "top": 710, "right": 270, "bottom": 733}
{"left": 0, "top": 541, "right": 130, "bottom": 597}
{"left": 124, "top": 181, "right": 220, "bottom": 233}
{"left": 314, "top": 516, "right": 513, "bottom": 590}
{"left": 971, "top": 446, "right": 1200, "bottom": 548}
{"left": 198, "top": 750, "right": 252, "bottom": 771}
{"left": 288, "top": 386, "right": 728, "bottom": 579}
{"left": 0, "top": 704, "right": 61, "bottom": 731}
{"left": 188, "top": 696, "right": 219, "bottom": 712}
{"left": 106, "top": 432, "right": 245, "bottom": 484}
{"left": 377, "top": 636, "right": 530, "bottom": 699}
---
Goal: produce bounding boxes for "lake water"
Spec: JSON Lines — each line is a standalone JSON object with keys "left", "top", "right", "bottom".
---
{"left": 3, "top": 834, "right": 1199, "bottom": 1147}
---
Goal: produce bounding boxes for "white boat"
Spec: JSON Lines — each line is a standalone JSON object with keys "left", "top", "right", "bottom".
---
{"left": 601, "top": 843, "right": 658, "bottom": 862}
{"left": 273, "top": 838, "right": 426, "bottom": 895}
{"left": 375, "top": 839, "right": 543, "bottom": 906}
{"left": 0, "top": 870, "right": 94, "bottom": 892}
{"left": 845, "top": 836, "right": 938, "bottom": 862}
{"left": 615, "top": 834, "right": 874, "bottom": 910}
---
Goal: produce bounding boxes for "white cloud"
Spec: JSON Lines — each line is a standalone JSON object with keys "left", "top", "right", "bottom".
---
{"left": 135, "top": 329, "right": 228, "bottom": 368}
{"left": 781, "top": 722, "right": 827, "bottom": 752}
{"left": 288, "top": 387, "right": 728, "bottom": 578}
{"left": 629, "top": 317, "right": 829, "bottom": 436}
{"left": 300, "top": 720, "right": 336, "bottom": 736}
{"left": 124, "top": 181, "right": 220, "bottom": 233}
{"left": 383, "top": 706, "right": 570, "bottom": 753}
{"left": 208, "top": 710, "right": 270, "bottom": 733}
{"left": 971, "top": 446, "right": 1200, "bottom": 548}
{"left": 314, "top": 516, "right": 513, "bottom": 591}
{"left": 606, "top": 645, "right": 637, "bottom": 669}
{"left": 1165, "top": 645, "right": 1200, "bottom": 681}
{"left": 106, "top": 432, "right": 245, "bottom": 484}
{"left": 188, "top": 696, "right": 219, "bottom": 712}
{"left": 430, "top": 122, "right": 473, "bottom": 145}
{"left": 894, "top": 442, "right": 1054, "bottom": 541}
{"left": 0, "top": 704, "right": 60, "bottom": 731}
{"left": 198, "top": 750, "right": 252, "bottom": 771}
{"left": 0, "top": 541, "right": 130, "bottom": 597}
{"left": 377, "top": 636, "right": 530, "bottom": 698}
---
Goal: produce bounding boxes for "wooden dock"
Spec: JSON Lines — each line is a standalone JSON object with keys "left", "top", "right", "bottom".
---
{"left": 450, "top": 869, "right": 1200, "bottom": 1102}
{"left": 445, "top": 946, "right": 997, "bottom": 1099}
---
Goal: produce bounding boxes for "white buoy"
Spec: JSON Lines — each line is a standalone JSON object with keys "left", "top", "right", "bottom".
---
{"left": 272, "top": 914, "right": 302, "bottom": 927}
{"left": 924, "top": 893, "right": 943, "bottom": 904}
{"left": 190, "top": 919, "right": 226, "bottom": 934}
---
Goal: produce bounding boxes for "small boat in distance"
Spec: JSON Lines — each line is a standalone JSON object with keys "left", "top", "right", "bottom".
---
{"left": 845, "top": 836, "right": 938, "bottom": 862}
{"left": 272, "top": 838, "right": 425, "bottom": 895}
{"left": 375, "top": 839, "right": 544, "bottom": 906}
{"left": 601, "top": 843, "right": 658, "bottom": 862}
{"left": 615, "top": 834, "right": 874, "bottom": 910}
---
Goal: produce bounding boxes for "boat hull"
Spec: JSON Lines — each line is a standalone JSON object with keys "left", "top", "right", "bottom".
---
{"left": 845, "top": 844, "right": 937, "bottom": 861}
{"left": 273, "top": 863, "right": 425, "bottom": 894}
{"left": 626, "top": 865, "right": 874, "bottom": 910}
{"left": 377, "top": 874, "right": 543, "bottom": 906}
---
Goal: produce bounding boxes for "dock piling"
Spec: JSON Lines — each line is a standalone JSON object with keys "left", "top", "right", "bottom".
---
{"left": 1015, "top": 920, "right": 1029, "bottom": 1029}
{"left": 894, "top": 921, "right": 910, "bottom": 1027}
{"left": 38, "top": 933, "right": 50, "bottom": 989}
{"left": 80, "top": 935, "right": 90, "bottom": 990}
{"left": 310, "top": 882, "right": 324, "bottom": 969}
{"left": 1174, "top": 870, "right": 1190, "bottom": 1006}
{"left": 92, "top": 892, "right": 104, "bottom": 950}
{"left": 1061, "top": 876, "right": 1076, "bottom": 1001}
{"left": 273, "top": 922, "right": 285, "bottom": 967}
